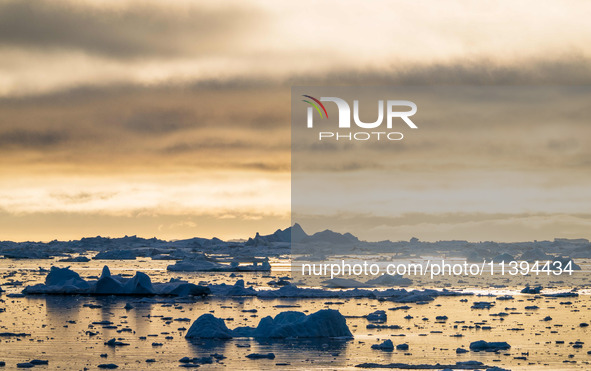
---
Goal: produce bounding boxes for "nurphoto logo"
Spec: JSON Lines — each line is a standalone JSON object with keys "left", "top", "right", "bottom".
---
{"left": 302, "top": 95, "right": 418, "bottom": 141}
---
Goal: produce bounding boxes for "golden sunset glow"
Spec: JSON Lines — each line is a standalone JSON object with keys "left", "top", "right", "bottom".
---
{"left": 1, "top": 0, "right": 591, "bottom": 241}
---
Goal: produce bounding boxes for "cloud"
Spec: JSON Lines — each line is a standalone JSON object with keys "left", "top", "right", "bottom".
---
{"left": 0, "top": 0, "right": 590, "bottom": 97}
{"left": 0, "top": 84, "right": 291, "bottom": 171}
{"left": 0, "top": 0, "right": 261, "bottom": 59}
{"left": 0, "top": 128, "right": 70, "bottom": 148}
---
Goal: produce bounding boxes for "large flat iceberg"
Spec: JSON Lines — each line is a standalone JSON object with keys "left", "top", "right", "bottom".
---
{"left": 23, "top": 266, "right": 210, "bottom": 297}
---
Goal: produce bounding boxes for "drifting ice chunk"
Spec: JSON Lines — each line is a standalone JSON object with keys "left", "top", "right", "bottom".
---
{"left": 186, "top": 309, "right": 353, "bottom": 339}
{"left": 168, "top": 257, "right": 271, "bottom": 272}
{"left": 521, "top": 285, "right": 542, "bottom": 294}
{"left": 321, "top": 278, "right": 371, "bottom": 289}
{"left": 366, "top": 310, "right": 387, "bottom": 323}
{"left": 469, "top": 340, "right": 511, "bottom": 352}
{"left": 246, "top": 353, "right": 275, "bottom": 359}
{"left": 185, "top": 314, "right": 233, "bottom": 339}
{"left": 94, "top": 249, "right": 137, "bottom": 260}
{"left": 366, "top": 274, "right": 412, "bottom": 287}
{"left": 59, "top": 256, "right": 91, "bottom": 262}
{"left": 167, "top": 258, "right": 224, "bottom": 272}
{"left": 254, "top": 309, "right": 353, "bottom": 338}
{"left": 371, "top": 339, "right": 394, "bottom": 350}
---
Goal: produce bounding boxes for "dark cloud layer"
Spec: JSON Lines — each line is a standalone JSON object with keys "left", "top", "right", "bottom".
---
{"left": 306, "top": 56, "right": 591, "bottom": 85}
{"left": 1, "top": 57, "right": 591, "bottom": 173}
{"left": 0, "top": 84, "right": 290, "bottom": 171}
{"left": 0, "top": 0, "right": 260, "bottom": 58}
{"left": 0, "top": 128, "right": 70, "bottom": 148}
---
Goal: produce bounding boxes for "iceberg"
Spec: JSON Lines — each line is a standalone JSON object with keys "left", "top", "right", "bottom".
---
{"left": 469, "top": 340, "right": 511, "bottom": 352}
{"left": 23, "top": 266, "right": 210, "bottom": 297}
{"left": 94, "top": 266, "right": 125, "bottom": 294}
{"left": 186, "top": 309, "right": 353, "bottom": 339}
{"left": 94, "top": 250, "right": 138, "bottom": 260}
{"left": 366, "top": 310, "right": 387, "bottom": 322}
{"left": 366, "top": 274, "right": 412, "bottom": 287}
{"left": 168, "top": 256, "right": 271, "bottom": 272}
{"left": 321, "top": 278, "right": 372, "bottom": 289}
{"left": 185, "top": 314, "right": 233, "bottom": 339}
{"left": 59, "top": 256, "right": 91, "bottom": 262}
{"left": 371, "top": 339, "right": 394, "bottom": 350}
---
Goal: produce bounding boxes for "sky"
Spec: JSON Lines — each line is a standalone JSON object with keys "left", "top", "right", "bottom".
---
{"left": 1, "top": 0, "right": 591, "bottom": 242}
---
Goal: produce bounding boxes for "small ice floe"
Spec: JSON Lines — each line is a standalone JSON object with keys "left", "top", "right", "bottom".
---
{"left": 492, "top": 253, "right": 514, "bottom": 262}
{"left": 366, "top": 310, "right": 387, "bottom": 323}
{"left": 167, "top": 257, "right": 225, "bottom": 272}
{"left": 543, "top": 292, "right": 578, "bottom": 298}
{"left": 267, "top": 278, "right": 291, "bottom": 287}
{"left": 356, "top": 361, "right": 488, "bottom": 369}
{"left": 179, "top": 356, "right": 214, "bottom": 365}
{"left": 469, "top": 340, "right": 511, "bottom": 352}
{"left": 246, "top": 353, "right": 275, "bottom": 360}
{"left": 186, "top": 309, "right": 353, "bottom": 339}
{"left": 94, "top": 250, "right": 138, "bottom": 260}
{"left": 388, "top": 306, "right": 411, "bottom": 311}
{"left": 371, "top": 339, "right": 394, "bottom": 351}
{"left": 6, "top": 293, "right": 25, "bottom": 298}
{"left": 389, "top": 290, "right": 439, "bottom": 304}
{"left": 321, "top": 278, "right": 372, "bottom": 289}
{"left": 366, "top": 324, "right": 401, "bottom": 330}
{"left": 521, "top": 285, "right": 542, "bottom": 294}
{"left": 0, "top": 332, "right": 30, "bottom": 337}
{"left": 16, "top": 360, "right": 49, "bottom": 368}
{"left": 58, "top": 255, "right": 90, "bottom": 262}
{"left": 105, "top": 338, "right": 129, "bottom": 347}
{"left": 168, "top": 256, "right": 271, "bottom": 272}
{"left": 82, "top": 303, "right": 102, "bottom": 309}
{"left": 97, "top": 364, "right": 119, "bottom": 369}
{"left": 208, "top": 279, "right": 257, "bottom": 297}
{"left": 124, "top": 303, "right": 134, "bottom": 310}
{"left": 471, "top": 301, "right": 494, "bottom": 309}
{"left": 366, "top": 274, "right": 412, "bottom": 287}
{"left": 30, "top": 360, "right": 49, "bottom": 365}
